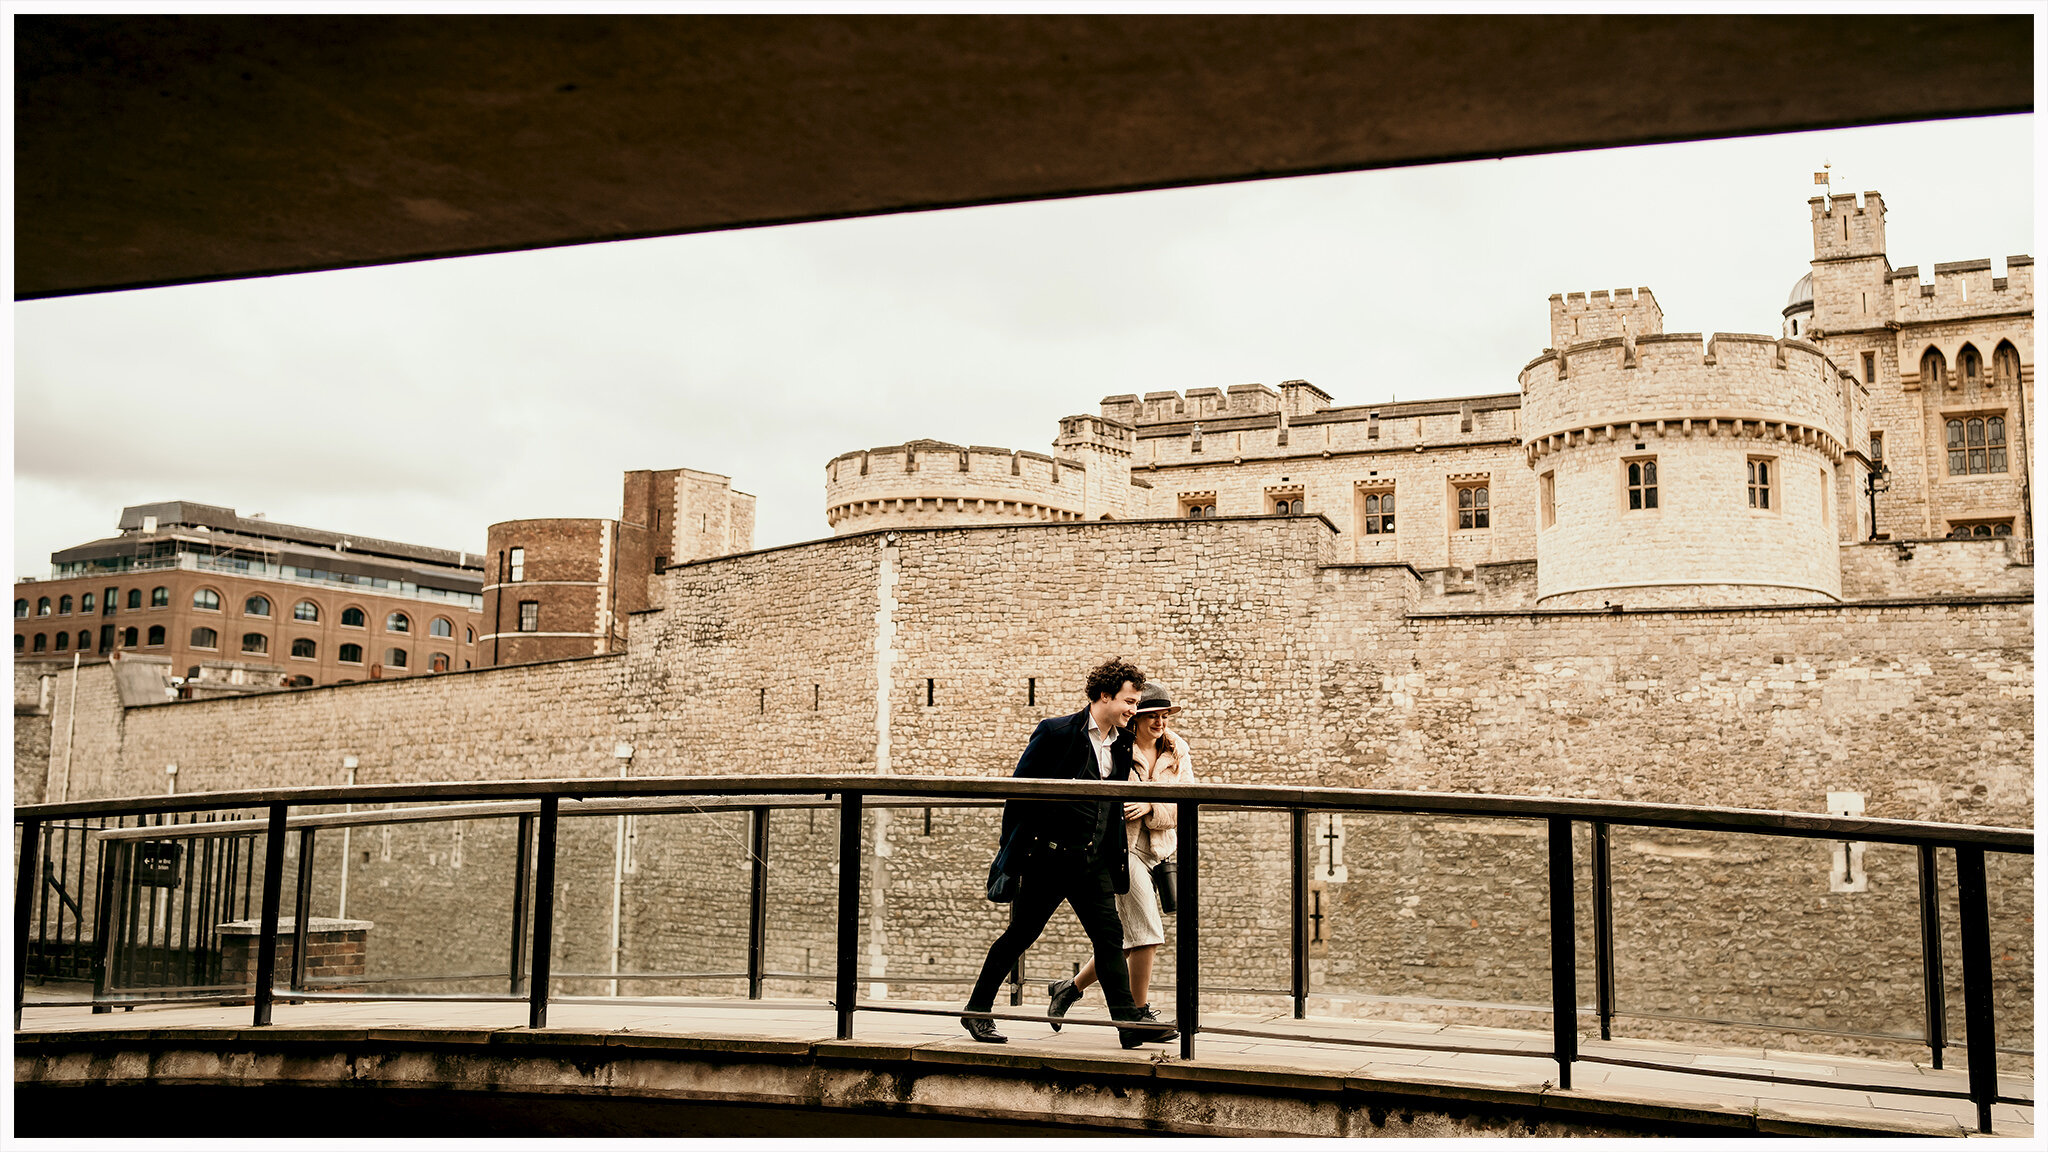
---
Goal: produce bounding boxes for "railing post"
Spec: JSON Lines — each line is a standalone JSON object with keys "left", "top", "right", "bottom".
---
{"left": 1290, "top": 807, "right": 1308, "bottom": 1020}
{"left": 1954, "top": 846, "right": 1997, "bottom": 1134}
{"left": 1176, "top": 800, "right": 1199, "bottom": 1060}
{"left": 89, "top": 840, "right": 123, "bottom": 1013}
{"left": 1916, "top": 844, "right": 1947, "bottom": 1070}
{"left": 290, "top": 828, "right": 316, "bottom": 998}
{"left": 746, "top": 806, "right": 769, "bottom": 1000}
{"left": 14, "top": 818, "right": 42, "bottom": 1028}
{"left": 529, "top": 796, "right": 559, "bottom": 1029}
{"left": 510, "top": 813, "right": 533, "bottom": 997}
{"left": 251, "top": 803, "right": 289, "bottom": 1026}
{"left": 834, "top": 791, "right": 862, "bottom": 1040}
{"left": 1591, "top": 820, "right": 1615, "bottom": 1042}
{"left": 1546, "top": 817, "right": 1577, "bottom": 1089}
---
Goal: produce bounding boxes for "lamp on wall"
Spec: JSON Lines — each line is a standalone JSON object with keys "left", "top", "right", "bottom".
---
{"left": 1864, "top": 461, "right": 1892, "bottom": 541}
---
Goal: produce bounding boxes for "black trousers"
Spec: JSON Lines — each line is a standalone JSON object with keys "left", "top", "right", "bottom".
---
{"left": 966, "top": 853, "right": 1135, "bottom": 1015}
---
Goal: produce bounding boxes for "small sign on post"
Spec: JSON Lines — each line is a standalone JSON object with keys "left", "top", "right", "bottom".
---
{"left": 135, "top": 842, "right": 183, "bottom": 888}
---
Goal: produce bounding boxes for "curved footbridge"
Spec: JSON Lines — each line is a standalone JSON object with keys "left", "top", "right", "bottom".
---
{"left": 16, "top": 997, "right": 2032, "bottom": 1137}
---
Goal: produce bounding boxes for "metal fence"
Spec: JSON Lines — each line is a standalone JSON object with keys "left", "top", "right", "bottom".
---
{"left": 13, "top": 775, "right": 2034, "bottom": 1133}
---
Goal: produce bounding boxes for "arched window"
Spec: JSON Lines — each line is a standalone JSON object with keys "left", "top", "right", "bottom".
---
{"left": 1362, "top": 492, "right": 1394, "bottom": 534}
{"left": 191, "top": 627, "right": 219, "bottom": 649}
{"left": 13, "top": 635, "right": 21, "bottom": 653}
{"left": 293, "top": 600, "right": 320, "bottom": 622}
{"left": 1958, "top": 344, "right": 1981, "bottom": 383}
{"left": 146, "top": 625, "right": 165, "bottom": 646}
{"left": 245, "top": 595, "right": 271, "bottom": 617}
{"left": 192, "top": 589, "right": 221, "bottom": 611}
{"left": 341, "top": 607, "right": 366, "bottom": 628}
{"left": 36, "top": 597, "right": 51, "bottom": 616}
{"left": 53, "top": 632, "right": 68, "bottom": 651}
{"left": 386, "top": 648, "right": 408, "bottom": 668}
{"left": 338, "top": 643, "right": 364, "bottom": 664}
{"left": 58, "top": 595, "right": 73, "bottom": 615}
{"left": 430, "top": 617, "right": 453, "bottom": 638}
{"left": 150, "top": 587, "right": 169, "bottom": 607}
{"left": 80, "top": 593, "right": 94, "bottom": 613}
{"left": 1626, "top": 461, "right": 1658, "bottom": 511}
{"left": 13, "top": 600, "right": 26, "bottom": 619}
{"left": 121, "top": 627, "right": 138, "bottom": 647}
{"left": 1993, "top": 341, "right": 2021, "bottom": 388}
{"left": 1457, "top": 483, "right": 1492, "bottom": 527}
{"left": 33, "top": 633, "right": 47, "bottom": 652}
{"left": 78, "top": 631, "right": 91, "bottom": 651}
{"left": 1922, "top": 347, "right": 1947, "bottom": 389}
{"left": 127, "top": 589, "right": 142, "bottom": 609}
{"left": 430, "top": 653, "right": 450, "bottom": 672}
{"left": 291, "top": 638, "right": 317, "bottom": 659}
{"left": 241, "top": 633, "right": 268, "bottom": 654}
{"left": 1947, "top": 417, "right": 2009, "bottom": 475}
{"left": 386, "top": 612, "right": 410, "bottom": 633}
{"left": 465, "top": 627, "right": 475, "bottom": 643}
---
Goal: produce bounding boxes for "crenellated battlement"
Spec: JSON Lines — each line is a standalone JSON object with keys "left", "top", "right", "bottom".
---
{"left": 1889, "top": 254, "right": 2034, "bottom": 327}
{"left": 824, "top": 439, "right": 1093, "bottom": 534}
{"left": 1522, "top": 332, "right": 1843, "bottom": 443}
{"left": 1547, "top": 287, "right": 1662, "bottom": 350}
{"left": 1103, "top": 382, "right": 1285, "bottom": 425}
{"left": 1809, "top": 191, "right": 1886, "bottom": 261}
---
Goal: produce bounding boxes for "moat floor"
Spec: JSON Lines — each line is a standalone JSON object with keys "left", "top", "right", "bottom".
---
{"left": 17, "top": 994, "right": 2034, "bottom": 1138}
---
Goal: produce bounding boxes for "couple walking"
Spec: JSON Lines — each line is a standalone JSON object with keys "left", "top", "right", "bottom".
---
{"left": 961, "top": 658, "right": 1194, "bottom": 1048}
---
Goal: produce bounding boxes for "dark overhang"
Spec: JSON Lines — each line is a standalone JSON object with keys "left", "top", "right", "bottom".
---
{"left": 16, "top": 14, "right": 2031, "bottom": 300}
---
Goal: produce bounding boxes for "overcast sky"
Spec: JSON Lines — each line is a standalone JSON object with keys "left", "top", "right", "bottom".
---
{"left": 11, "top": 114, "right": 2033, "bottom": 581}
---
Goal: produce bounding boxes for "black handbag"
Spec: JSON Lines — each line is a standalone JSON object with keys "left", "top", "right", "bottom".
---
{"left": 1150, "top": 858, "right": 1177, "bottom": 915}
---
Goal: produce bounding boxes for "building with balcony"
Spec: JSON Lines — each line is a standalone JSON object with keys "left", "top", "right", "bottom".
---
{"left": 14, "top": 501, "right": 484, "bottom": 690}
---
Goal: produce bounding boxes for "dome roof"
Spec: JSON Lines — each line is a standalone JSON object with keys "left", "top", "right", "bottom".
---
{"left": 1785, "top": 271, "right": 1814, "bottom": 310}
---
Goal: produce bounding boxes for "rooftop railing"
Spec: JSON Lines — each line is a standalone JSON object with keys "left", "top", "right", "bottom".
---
{"left": 13, "top": 776, "right": 2033, "bottom": 1133}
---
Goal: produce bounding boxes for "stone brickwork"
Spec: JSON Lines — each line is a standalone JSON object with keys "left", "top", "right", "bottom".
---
{"left": 1839, "top": 536, "right": 2034, "bottom": 600}
{"left": 219, "top": 917, "right": 371, "bottom": 991}
{"left": 1522, "top": 334, "right": 1849, "bottom": 607}
{"left": 26, "top": 515, "right": 2032, "bottom": 1059}
{"left": 826, "top": 440, "right": 1100, "bottom": 533}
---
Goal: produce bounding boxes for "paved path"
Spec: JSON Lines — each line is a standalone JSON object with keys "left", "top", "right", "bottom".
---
{"left": 17, "top": 995, "right": 2033, "bottom": 1137}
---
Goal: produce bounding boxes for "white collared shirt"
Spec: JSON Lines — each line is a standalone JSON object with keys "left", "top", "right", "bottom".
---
{"left": 1085, "top": 712, "right": 1120, "bottom": 778}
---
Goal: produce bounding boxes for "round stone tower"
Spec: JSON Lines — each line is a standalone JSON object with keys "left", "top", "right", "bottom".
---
{"left": 825, "top": 439, "right": 1094, "bottom": 534}
{"left": 1521, "top": 331, "right": 1850, "bottom": 608}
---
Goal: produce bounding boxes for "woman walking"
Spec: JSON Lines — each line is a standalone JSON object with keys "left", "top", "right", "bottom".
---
{"left": 1046, "top": 681, "right": 1193, "bottom": 1042}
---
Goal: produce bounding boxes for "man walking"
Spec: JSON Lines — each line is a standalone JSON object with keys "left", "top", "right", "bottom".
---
{"left": 960, "top": 658, "right": 1172, "bottom": 1047}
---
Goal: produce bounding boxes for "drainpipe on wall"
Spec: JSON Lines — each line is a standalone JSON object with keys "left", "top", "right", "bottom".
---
{"left": 165, "top": 763, "right": 177, "bottom": 795}
{"left": 337, "top": 757, "right": 357, "bottom": 919}
{"left": 611, "top": 743, "right": 633, "bottom": 997}
{"left": 55, "top": 652, "right": 80, "bottom": 803}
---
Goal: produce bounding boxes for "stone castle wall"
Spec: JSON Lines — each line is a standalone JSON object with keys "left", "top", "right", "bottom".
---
{"left": 1523, "top": 334, "right": 1851, "bottom": 607}
{"left": 826, "top": 443, "right": 1092, "bottom": 533}
{"left": 26, "top": 517, "right": 2032, "bottom": 1054}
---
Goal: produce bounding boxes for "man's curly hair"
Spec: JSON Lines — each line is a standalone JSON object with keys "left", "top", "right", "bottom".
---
{"left": 1084, "top": 658, "right": 1146, "bottom": 703}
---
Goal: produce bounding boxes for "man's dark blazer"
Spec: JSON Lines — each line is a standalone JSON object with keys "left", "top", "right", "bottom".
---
{"left": 997, "top": 707, "right": 1135, "bottom": 894}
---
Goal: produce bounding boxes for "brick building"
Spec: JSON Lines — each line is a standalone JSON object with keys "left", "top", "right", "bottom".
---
{"left": 481, "top": 467, "right": 754, "bottom": 666}
{"left": 14, "top": 501, "right": 484, "bottom": 691}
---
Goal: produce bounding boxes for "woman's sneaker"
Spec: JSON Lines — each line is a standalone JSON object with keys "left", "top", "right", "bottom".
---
{"left": 1047, "top": 978, "right": 1084, "bottom": 1031}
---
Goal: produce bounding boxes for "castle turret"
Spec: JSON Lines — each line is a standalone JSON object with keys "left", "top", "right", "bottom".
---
{"left": 1807, "top": 191, "right": 1890, "bottom": 333}
{"left": 1053, "top": 414, "right": 1136, "bottom": 519}
{"left": 825, "top": 440, "right": 1093, "bottom": 534}
{"left": 1522, "top": 318, "right": 1849, "bottom": 608}
{"left": 1548, "top": 287, "right": 1662, "bottom": 350}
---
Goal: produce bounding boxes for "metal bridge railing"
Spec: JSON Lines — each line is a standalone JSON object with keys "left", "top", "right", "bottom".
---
{"left": 12, "top": 776, "right": 2034, "bottom": 1133}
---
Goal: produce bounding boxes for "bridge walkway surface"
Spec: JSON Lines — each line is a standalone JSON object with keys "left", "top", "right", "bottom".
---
{"left": 15, "top": 996, "right": 2034, "bottom": 1138}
